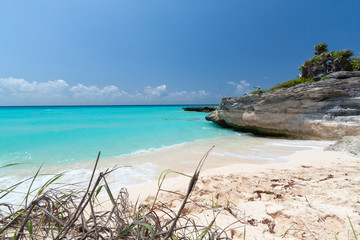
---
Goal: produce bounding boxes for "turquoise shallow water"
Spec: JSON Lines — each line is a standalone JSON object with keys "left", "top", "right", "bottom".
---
{"left": 0, "top": 105, "right": 333, "bottom": 205}
{"left": 0, "top": 105, "right": 236, "bottom": 167}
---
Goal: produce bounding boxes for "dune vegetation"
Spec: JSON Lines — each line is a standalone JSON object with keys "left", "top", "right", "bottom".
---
{"left": 0, "top": 150, "right": 242, "bottom": 239}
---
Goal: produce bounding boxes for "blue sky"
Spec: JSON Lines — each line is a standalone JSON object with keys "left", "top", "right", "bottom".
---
{"left": 0, "top": 0, "right": 359, "bottom": 105}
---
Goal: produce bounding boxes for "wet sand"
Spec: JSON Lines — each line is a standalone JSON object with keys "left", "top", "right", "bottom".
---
{"left": 0, "top": 135, "right": 331, "bottom": 206}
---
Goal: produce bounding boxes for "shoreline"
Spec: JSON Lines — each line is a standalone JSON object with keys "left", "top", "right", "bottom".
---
{"left": 125, "top": 146, "right": 349, "bottom": 202}
{"left": 123, "top": 147, "right": 360, "bottom": 239}
{"left": 2, "top": 134, "right": 358, "bottom": 239}
{"left": 0, "top": 135, "right": 331, "bottom": 205}
{"left": 99, "top": 135, "right": 332, "bottom": 195}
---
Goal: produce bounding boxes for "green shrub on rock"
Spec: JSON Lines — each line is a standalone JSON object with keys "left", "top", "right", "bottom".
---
{"left": 351, "top": 57, "right": 360, "bottom": 71}
{"left": 272, "top": 77, "right": 314, "bottom": 89}
{"left": 299, "top": 43, "right": 357, "bottom": 79}
{"left": 251, "top": 43, "right": 359, "bottom": 95}
{"left": 250, "top": 77, "right": 314, "bottom": 94}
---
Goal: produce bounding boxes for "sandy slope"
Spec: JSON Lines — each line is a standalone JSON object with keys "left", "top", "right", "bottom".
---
{"left": 128, "top": 148, "right": 360, "bottom": 239}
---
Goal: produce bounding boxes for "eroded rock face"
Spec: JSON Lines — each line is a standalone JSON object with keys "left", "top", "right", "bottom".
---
{"left": 206, "top": 71, "right": 360, "bottom": 139}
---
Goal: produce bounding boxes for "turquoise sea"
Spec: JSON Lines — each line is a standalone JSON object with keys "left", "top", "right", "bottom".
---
{"left": 0, "top": 105, "right": 332, "bottom": 204}
{"left": 0, "top": 105, "right": 235, "bottom": 167}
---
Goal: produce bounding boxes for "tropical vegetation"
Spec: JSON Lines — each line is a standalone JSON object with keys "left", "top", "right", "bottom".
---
{"left": 299, "top": 42, "right": 359, "bottom": 79}
{"left": 252, "top": 43, "right": 360, "bottom": 94}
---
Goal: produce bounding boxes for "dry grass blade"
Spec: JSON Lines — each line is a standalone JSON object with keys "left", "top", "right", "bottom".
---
{"left": 151, "top": 169, "right": 191, "bottom": 210}
{"left": 164, "top": 146, "right": 214, "bottom": 239}
{"left": 55, "top": 151, "right": 101, "bottom": 238}
{"left": 15, "top": 200, "right": 38, "bottom": 240}
{"left": 35, "top": 203, "right": 64, "bottom": 226}
{"left": 88, "top": 193, "right": 99, "bottom": 239}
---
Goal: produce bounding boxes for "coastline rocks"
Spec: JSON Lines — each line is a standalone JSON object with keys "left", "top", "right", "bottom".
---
{"left": 183, "top": 106, "right": 216, "bottom": 112}
{"left": 325, "top": 135, "right": 360, "bottom": 157}
{"left": 206, "top": 71, "right": 360, "bottom": 139}
{"left": 324, "top": 71, "right": 360, "bottom": 79}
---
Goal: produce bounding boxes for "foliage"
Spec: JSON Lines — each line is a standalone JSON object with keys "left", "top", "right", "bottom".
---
{"left": 251, "top": 43, "right": 359, "bottom": 95}
{"left": 299, "top": 42, "right": 358, "bottom": 79}
{"left": 348, "top": 215, "right": 358, "bottom": 240}
{"left": 272, "top": 77, "right": 314, "bottom": 89}
{"left": 250, "top": 89, "right": 271, "bottom": 94}
{"left": 0, "top": 150, "right": 239, "bottom": 239}
{"left": 352, "top": 57, "right": 360, "bottom": 71}
{"left": 250, "top": 77, "right": 314, "bottom": 94}
{"left": 314, "top": 42, "right": 328, "bottom": 55}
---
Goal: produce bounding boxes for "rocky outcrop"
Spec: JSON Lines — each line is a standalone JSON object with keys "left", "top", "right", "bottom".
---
{"left": 206, "top": 71, "right": 360, "bottom": 139}
{"left": 183, "top": 106, "right": 216, "bottom": 112}
{"left": 325, "top": 135, "right": 360, "bottom": 157}
{"left": 323, "top": 71, "right": 360, "bottom": 79}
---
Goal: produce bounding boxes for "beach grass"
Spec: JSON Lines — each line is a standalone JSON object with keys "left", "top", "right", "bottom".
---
{"left": 1, "top": 150, "right": 359, "bottom": 239}
{"left": 0, "top": 150, "right": 240, "bottom": 239}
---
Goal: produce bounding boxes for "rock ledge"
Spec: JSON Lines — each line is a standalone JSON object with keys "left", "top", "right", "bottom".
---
{"left": 206, "top": 71, "right": 360, "bottom": 139}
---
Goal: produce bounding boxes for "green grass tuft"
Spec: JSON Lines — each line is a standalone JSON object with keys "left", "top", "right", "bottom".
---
{"left": 272, "top": 77, "right": 314, "bottom": 89}
{"left": 250, "top": 77, "right": 314, "bottom": 94}
{"left": 348, "top": 215, "right": 358, "bottom": 240}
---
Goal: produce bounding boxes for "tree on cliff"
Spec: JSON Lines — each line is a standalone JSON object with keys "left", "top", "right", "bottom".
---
{"left": 299, "top": 43, "right": 359, "bottom": 79}
{"left": 251, "top": 43, "right": 360, "bottom": 94}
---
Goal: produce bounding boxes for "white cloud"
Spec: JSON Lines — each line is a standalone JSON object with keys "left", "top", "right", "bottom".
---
{"left": 0, "top": 77, "right": 68, "bottom": 97}
{"left": 167, "top": 90, "right": 210, "bottom": 102}
{"left": 197, "top": 90, "right": 209, "bottom": 97}
{"left": 0, "top": 77, "right": 215, "bottom": 105}
{"left": 168, "top": 90, "right": 187, "bottom": 98}
{"left": 144, "top": 85, "right": 167, "bottom": 97}
{"left": 70, "top": 84, "right": 125, "bottom": 98}
{"left": 228, "top": 80, "right": 250, "bottom": 94}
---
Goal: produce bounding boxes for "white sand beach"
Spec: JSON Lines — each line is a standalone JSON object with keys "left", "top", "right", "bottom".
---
{"left": 122, "top": 144, "right": 360, "bottom": 239}
{"left": 2, "top": 135, "right": 359, "bottom": 239}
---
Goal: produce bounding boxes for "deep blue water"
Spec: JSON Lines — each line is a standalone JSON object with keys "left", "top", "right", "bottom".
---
{"left": 0, "top": 105, "right": 236, "bottom": 166}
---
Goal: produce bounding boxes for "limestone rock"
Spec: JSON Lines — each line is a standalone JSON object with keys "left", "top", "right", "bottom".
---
{"left": 205, "top": 110, "right": 230, "bottom": 128}
{"left": 206, "top": 71, "right": 360, "bottom": 139}
{"left": 325, "top": 71, "right": 360, "bottom": 79}
{"left": 325, "top": 135, "right": 360, "bottom": 157}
